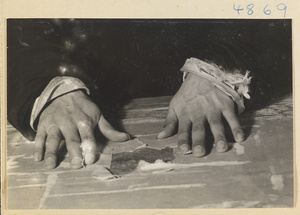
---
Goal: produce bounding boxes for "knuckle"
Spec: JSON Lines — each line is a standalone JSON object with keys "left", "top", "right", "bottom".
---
{"left": 226, "top": 113, "right": 238, "bottom": 122}
{"left": 81, "top": 136, "right": 95, "bottom": 144}
{"left": 233, "top": 127, "right": 243, "bottom": 134}
{"left": 46, "top": 135, "right": 61, "bottom": 143}
{"left": 215, "top": 135, "right": 226, "bottom": 142}
{"left": 35, "top": 131, "right": 46, "bottom": 138}
{"left": 178, "top": 130, "right": 189, "bottom": 137}
{"left": 37, "top": 124, "right": 47, "bottom": 132}
{"left": 193, "top": 123, "right": 205, "bottom": 132}
{"left": 82, "top": 143, "right": 96, "bottom": 152}
{"left": 45, "top": 151, "right": 56, "bottom": 158}
{"left": 34, "top": 145, "right": 44, "bottom": 151}
{"left": 68, "top": 137, "right": 81, "bottom": 143}
{"left": 178, "top": 139, "right": 189, "bottom": 146}
{"left": 209, "top": 115, "right": 222, "bottom": 126}
{"left": 177, "top": 132, "right": 190, "bottom": 141}
{"left": 192, "top": 116, "right": 205, "bottom": 123}
{"left": 77, "top": 119, "right": 93, "bottom": 129}
{"left": 164, "top": 121, "right": 177, "bottom": 129}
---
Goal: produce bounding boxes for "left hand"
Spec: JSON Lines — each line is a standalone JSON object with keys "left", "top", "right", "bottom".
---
{"left": 34, "top": 90, "right": 129, "bottom": 169}
{"left": 157, "top": 73, "right": 245, "bottom": 157}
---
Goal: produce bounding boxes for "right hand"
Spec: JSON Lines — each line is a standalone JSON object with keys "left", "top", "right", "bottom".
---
{"left": 34, "top": 90, "right": 129, "bottom": 169}
{"left": 157, "top": 73, "right": 245, "bottom": 157}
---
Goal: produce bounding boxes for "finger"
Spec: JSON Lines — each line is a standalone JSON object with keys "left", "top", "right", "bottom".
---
{"left": 191, "top": 118, "right": 206, "bottom": 157}
{"left": 222, "top": 109, "right": 244, "bottom": 142}
{"left": 157, "top": 106, "right": 178, "bottom": 139}
{"left": 44, "top": 127, "right": 62, "bottom": 170}
{"left": 98, "top": 116, "right": 130, "bottom": 141}
{"left": 177, "top": 115, "right": 192, "bottom": 154}
{"left": 34, "top": 130, "right": 47, "bottom": 162}
{"left": 62, "top": 127, "right": 83, "bottom": 169}
{"left": 207, "top": 112, "right": 228, "bottom": 153}
{"left": 77, "top": 121, "right": 97, "bottom": 165}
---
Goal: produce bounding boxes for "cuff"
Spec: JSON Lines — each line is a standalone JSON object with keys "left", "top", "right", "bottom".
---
{"left": 30, "top": 76, "right": 90, "bottom": 131}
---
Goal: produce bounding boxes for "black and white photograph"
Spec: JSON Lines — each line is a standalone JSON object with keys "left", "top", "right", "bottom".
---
{"left": 4, "top": 18, "right": 293, "bottom": 209}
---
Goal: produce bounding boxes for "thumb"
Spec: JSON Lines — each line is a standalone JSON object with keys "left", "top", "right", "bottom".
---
{"left": 98, "top": 115, "right": 130, "bottom": 142}
{"left": 157, "top": 106, "right": 178, "bottom": 139}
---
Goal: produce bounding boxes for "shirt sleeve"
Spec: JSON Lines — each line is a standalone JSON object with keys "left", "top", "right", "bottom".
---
{"left": 7, "top": 19, "right": 94, "bottom": 140}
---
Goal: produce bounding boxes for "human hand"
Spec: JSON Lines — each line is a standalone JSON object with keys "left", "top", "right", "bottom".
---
{"left": 157, "top": 73, "right": 245, "bottom": 157}
{"left": 34, "top": 90, "right": 129, "bottom": 169}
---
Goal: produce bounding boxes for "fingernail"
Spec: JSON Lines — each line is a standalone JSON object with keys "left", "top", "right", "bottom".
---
{"left": 45, "top": 157, "right": 56, "bottom": 169}
{"left": 126, "top": 133, "right": 131, "bottom": 140}
{"left": 34, "top": 152, "right": 41, "bottom": 162}
{"left": 84, "top": 153, "right": 95, "bottom": 165}
{"left": 71, "top": 157, "right": 83, "bottom": 169}
{"left": 236, "top": 132, "right": 244, "bottom": 142}
{"left": 179, "top": 144, "right": 190, "bottom": 153}
{"left": 216, "top": 140, "right": 228, "bottom": 153}
{"left": 193, "top": 145, "right": 206, "bottom": 157}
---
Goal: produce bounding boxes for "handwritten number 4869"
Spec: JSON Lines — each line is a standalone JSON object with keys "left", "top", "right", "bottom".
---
{"left": 233, "top": 3, "right": 287, "bottom": 17}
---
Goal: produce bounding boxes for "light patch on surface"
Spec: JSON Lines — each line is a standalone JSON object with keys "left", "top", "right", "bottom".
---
{"left": 253, "top": 130, "right": 261, "bottom": 146}
{"left": 191, "top": 200, "right": 260, "bottom": 208}
{"left": 269, "top": 194, "right": 279, "bottom": 201}
{"left": 23, "top": 155, "right": 34, "bottom": 159}
{"left": 8, "top": 184, "right": 47, "bottom": 189}
{"left": 152, "top": 168, "right": 174, "bottom": 174}
{"left": 271, "top": 174, "right": 284, "bottom": 191}
{"left": 256, "top": 108, "right": 279, "bottom": 116}
{"left": 132, "top": 133, "right": 157, "bottom": 137}
{"left": 233, "top": 143, "right": 245, "bottom": 155}
{"left": 48, "top": 183, "right": 206, "bottom": 197}
{"left": 184, "top": 150, "right": 193, "bottom": 155}
{"left": 38, "top": 174, "right": 58, "bottom": 209}
{"left": 122, "top": 118, "right": 164, "bottom": 125}
{"left": 133, "top": 138, "right": 148, "bottom": 150}
{"left": 128, "top": 183, "right": 149, "bottom": 190}
{"left": 57, "top": 161, "right": 70, "bottom": 169}
{"left": 7, "top": 155, "right": 24, "bottom": 170}
{"left": 137, "top": 160, "right": 250, "bottom": 172}
{"left": 92, "top": 166, "right": 121, "bottom": 181}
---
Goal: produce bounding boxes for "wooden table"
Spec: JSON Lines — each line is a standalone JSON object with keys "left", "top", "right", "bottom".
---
{"left": 4, "top": 95, "right": 294, "bottom": 209}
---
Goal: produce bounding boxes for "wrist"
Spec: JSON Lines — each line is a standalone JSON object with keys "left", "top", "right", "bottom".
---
{"left": 30, "top": 76, "right": 90, "bottom": 131}
{"left": 180, "top": 58, "right": 252, "bottom": 114}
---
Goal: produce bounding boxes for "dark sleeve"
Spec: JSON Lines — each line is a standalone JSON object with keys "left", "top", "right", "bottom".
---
{"left": 7, "top": 19, "right": 93, "bottom": 140}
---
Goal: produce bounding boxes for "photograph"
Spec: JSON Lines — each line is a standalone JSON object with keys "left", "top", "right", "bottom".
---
{"left": 5, "top": 18, "right": 293, "bottom": 209}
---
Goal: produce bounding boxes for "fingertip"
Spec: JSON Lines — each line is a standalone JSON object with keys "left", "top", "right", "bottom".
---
{"left": 34, "top": 152, "right": 42, "bottom": 162}
{"left": 111, "top": 132, "right": 131, "bottom": 142}
{"left": 179, "top": 144, "right": 190, "bottom": 154}
{"left": 84, "top": 153, "right": 96, "bottom": 165}
{"left": 45, "top": 157, "right": 56, "bottom": 170}
{"left": 157, "top": 127, "right": 175, "bottom": 139}
{"left": 117, "top": 132, "right": 131, "bottom": 141}
{"left": 126, "top": 133, "right": 131, "bottom": 140}
{"left": 235, "top": 131, "right": 245, "bottom": 143}
{"left": 70, "top": 157, "right": 83, "bottom": 169}
{"left": 193, "top": 145, "right": 206, "bottom": 157}
{"left": 215, "top": 140, "right": 228, "bottom": 153}
{"left": 157, "top": 131, "right": 166, "bottom": 139}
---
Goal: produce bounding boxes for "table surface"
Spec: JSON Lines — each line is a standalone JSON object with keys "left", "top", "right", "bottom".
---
{"left": 4, "top": 95, "right": 294, "bottom": 209}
